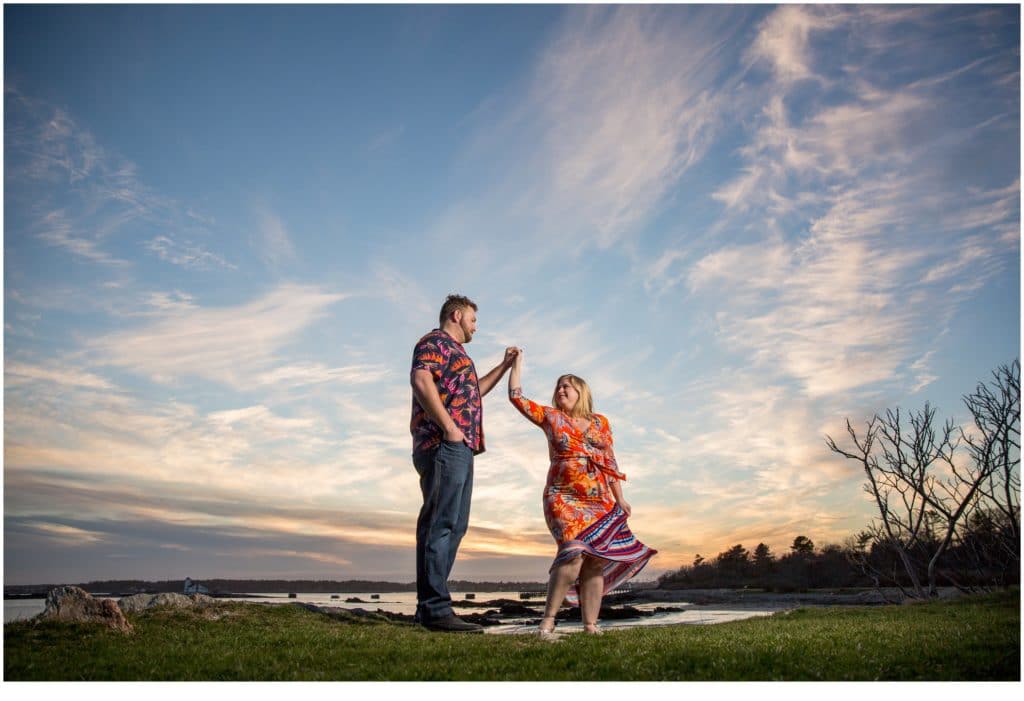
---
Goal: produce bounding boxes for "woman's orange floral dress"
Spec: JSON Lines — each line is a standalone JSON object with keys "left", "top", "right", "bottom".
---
{"left": 510, "top": 387, "right": 656, "bottom": 604}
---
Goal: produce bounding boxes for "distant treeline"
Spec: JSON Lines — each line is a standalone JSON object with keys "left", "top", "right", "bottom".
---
{"left": 657, "top": 537, "right": 872, "bottom": 591}
{"left": 657, "top": 528, "right": 1020, "bottom": 592}
{"left": 4, "top": 578, "right": 551, "bottom": 597}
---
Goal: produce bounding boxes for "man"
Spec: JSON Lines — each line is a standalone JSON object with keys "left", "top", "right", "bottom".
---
{"left": 410, "top": 294, "right": 517, "bottom": 632}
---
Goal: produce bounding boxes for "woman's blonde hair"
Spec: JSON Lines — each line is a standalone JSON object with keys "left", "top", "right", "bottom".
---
{"left": 552, "top": 374, "right": 594, "bottom": 419}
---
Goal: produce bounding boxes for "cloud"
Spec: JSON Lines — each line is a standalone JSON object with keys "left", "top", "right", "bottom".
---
{"left": 87, "top": 284, "right": 350, "bottom": 388}
{"left": 253, "top": 206, "right": 298, "bottom": 270}
{"left": 138, "top": 290, "right": 198, "bottom": 314}
{"left": 435, "top": 5, "right": 744, "bottom": 270}
{"left": 25, "top": 521, "right": 107, "bottom": 546}
{"left": 910, "top": 350, "right": 939, "bottom": 394}
{"left": 253, "top": 363, "right": 391, "bottom": 388}
{"left": 4, "top": 371, "right": 392, "bottom": 520}
{"left": 523, "top": 6, "right": 733, "bottom": 249}
{"left": 4, "top": 360, "right": 117, "bottom": 391}
{"left": 146, "top": 235, "right": 237, "bottom": 270}
{"left": 36, "top": 210, "right": 131, "bottom": 266}
{"left": 665, "top": 5, "right": 1019, "bottom": 402}
{"left": 688, "top": 186, "right": 929, "bottom": 398}
{"left": 2, "top": 474, "right": 417, "bottom": 581}
{"left": 368, "top": 262, "right": 435, "bottom": 323}
{"left": 620, "top": 3, "right": 1019, "bottom": 568}
{"left": 745, "top": 4, "right": 842, "bottom": 84}
{"left": 5, "top": 87, "right": 218, "bottom": 276}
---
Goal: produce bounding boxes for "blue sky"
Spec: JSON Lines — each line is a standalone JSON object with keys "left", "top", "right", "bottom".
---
{"left": 3, "top": 4, "right": 1020, "bottom": 585}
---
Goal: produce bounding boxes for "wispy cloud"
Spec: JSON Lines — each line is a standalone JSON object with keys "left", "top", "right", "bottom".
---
{"left": 254, "top": 363, "right": 390, "bottom": 388}
{"left": 146, "top": 235, "right": 237, "bottom": 271}
{"left": 26, "top": 521, "right": 107, "bottom": 546}
{"left": 87, "top": 284, "right": 350, "bottom": 388}
{"left": 744, "top": 4, "right": 842, "bottom": 84}
{"left": 621, "top": 3, "right": 1019, "bottom": 565}
{"left": 655, "top": 4, "right": 1019, "bottom": 402}
{"left": 253, "top": 206, "right": 298, "bottom": 271}
{"left": 5, "top": 361, "right": 117, "bottom": 391}
{"left": 437, "top": 5, "right": 746, "bottom": 269}
{"left": 523, "top": 5, "right": 736, "bottom": 249}
{"left": 36, "top": 209, "right": 131, "bottom": 266}
{"left": 5, "top": 86, "right": 218, "bottom": 277}
{"left": 686, "top": 195, "right": 927, "bottom": 397}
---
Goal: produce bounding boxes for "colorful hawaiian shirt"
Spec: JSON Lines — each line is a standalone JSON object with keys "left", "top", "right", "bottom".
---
{"left": 410, "top": 329, "right": 484, "bottom": 455}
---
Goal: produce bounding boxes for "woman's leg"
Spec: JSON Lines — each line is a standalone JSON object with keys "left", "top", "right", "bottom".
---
{"left": 540, "top": 555, "right": 584, "bottom": 630}
{"left": 579, "top": 555, "right": 606, "bottom": 633}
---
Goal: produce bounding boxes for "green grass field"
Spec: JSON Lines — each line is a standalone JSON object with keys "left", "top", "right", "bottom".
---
{"left": 4, "top": 589, "right": 1019, "bottom": 681}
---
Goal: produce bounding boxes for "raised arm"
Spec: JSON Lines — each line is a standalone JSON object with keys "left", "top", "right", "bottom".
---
{"left": 478, "top": 347, "right": 519, "bottom": 397}
{"left": 508, "top": 346, "right": 523, "bottom": 393}
{"left": 508, "top": 350, "right": 547, "bottom": 426}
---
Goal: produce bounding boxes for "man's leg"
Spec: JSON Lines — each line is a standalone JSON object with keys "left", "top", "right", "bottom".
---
{"left": 413, "top": 449, "right": 437, "bottom": 622}
{"left": 414, "top": 440, "right": 474, "bottom": 624}
{"left": 446, "top": 447, "right": 474, "bottom": 577}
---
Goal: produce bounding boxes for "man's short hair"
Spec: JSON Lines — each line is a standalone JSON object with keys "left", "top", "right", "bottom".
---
{"left": 439, "top": 294, "right": 478, "bottom": 327}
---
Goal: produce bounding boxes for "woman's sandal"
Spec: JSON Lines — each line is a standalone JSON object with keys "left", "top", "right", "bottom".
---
{"left": 538, "top": 616, "right": 557, "bottom": 638}
{"left": 583, "top": 622, "right": 603, "bottom": 635}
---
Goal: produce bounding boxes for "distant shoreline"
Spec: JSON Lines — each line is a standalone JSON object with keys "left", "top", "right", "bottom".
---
{"left": 3, "top": 579, "right": 558, "bottom": 598}
{"left": 5, "top": 583, "right": 963, "bottom": 606}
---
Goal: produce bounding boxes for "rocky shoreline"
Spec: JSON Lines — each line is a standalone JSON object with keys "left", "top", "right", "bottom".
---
{"left": 292, "top": 597, "right": 692, "bottom": 626}
{"left": 619, "top": 587, "right": 965, "bottom": 606}
{"left": 291, "top": 597, "right": 690, "bottom": 628}
{"left": 18, "top": 585, "right": 965, "bottom": 633}
{"left": 282, "top": 587, "right": 946, "bottom": 628}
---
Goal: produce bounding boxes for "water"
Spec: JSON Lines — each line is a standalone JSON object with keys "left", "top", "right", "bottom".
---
{"left": 4, "top": 591, "right": 786, "bottom": 630}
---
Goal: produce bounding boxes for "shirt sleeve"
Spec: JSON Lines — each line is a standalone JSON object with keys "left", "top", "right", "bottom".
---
{"left": 411, "top": 336, "right": 447, "bottom": 379}
{"left": 509, "top": 387, "right": 548, "bottom": 427}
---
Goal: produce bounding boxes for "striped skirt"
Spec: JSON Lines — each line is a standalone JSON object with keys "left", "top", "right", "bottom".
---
{"left": 551, "top": 504, "right": 657, "bottom": 606}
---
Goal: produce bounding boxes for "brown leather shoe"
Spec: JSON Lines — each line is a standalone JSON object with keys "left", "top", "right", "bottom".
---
{"left": 422, "top": 614, "right": 484, "bottom": 633}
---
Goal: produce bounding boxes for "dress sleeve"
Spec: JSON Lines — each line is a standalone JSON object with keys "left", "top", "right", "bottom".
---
{"left": 592, "top": 415, "right": 626, "bottom": 481}
{"left": 509, "top": 387, "right": 548, "bottom": 427}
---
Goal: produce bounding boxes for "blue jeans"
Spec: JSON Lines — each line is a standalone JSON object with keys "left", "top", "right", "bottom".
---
{"left": 413, "top": 440, "right": 474, "bottom": 623}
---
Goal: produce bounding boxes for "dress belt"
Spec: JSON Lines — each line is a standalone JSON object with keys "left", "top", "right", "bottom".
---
{"left": 551, "top": 453, "right": 626, "bottom": 481}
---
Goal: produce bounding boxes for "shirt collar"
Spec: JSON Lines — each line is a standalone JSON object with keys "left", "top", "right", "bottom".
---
{"left": 435, "top": 327, "right": 465, "bottom": 350}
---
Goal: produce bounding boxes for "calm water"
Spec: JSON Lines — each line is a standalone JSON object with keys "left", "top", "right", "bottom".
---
{"left": 4, "top": 591, "right": 786, "bottom": 631}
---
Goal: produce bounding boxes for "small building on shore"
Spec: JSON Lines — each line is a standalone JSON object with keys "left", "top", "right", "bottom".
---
{"left": 183, "top": 578, "right": 209, "bottom": 595}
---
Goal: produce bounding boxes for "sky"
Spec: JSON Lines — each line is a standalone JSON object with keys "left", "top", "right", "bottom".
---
{"left": 2, "top": 3, "right": 1020, "bottom": 586}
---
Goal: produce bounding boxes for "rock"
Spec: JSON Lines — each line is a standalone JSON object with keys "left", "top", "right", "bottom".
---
{"left": 291, "top": 602, "right": 399, "bottom": 624}
{"left": 117, "top": 594, "right": 157, "bottom": 613}
{"left": 497, "top": 603, "right": 542, "bottom": 616}
{"left": 117, "top": 592, "right": 214, "bottom": 613}
{"left": 598, "top": 605, "right": 652, "bottom": 620}
{"left": 154, "top": 592, "right": 214, "bottom": 609}
{"left": 38, "top": 586, "right": 133, "bottom": 633}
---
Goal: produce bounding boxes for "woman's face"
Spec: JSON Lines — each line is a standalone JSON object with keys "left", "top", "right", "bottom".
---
{"left": 555, "top": 379, "right": 580, "bottom": 413}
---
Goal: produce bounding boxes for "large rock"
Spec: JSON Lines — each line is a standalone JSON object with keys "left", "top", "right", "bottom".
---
{"left": 38, "top": 586, "right": 133, "bottom": 633}
{"left": 118, "top": 592, "right": 214, "bottom": 613}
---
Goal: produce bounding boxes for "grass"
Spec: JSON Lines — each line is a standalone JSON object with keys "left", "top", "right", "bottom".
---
{"left": 4, "top": 589, "right": 1019, "bottom": 681}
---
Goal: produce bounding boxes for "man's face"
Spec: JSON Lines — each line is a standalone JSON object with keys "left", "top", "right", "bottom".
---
{"left": 457, "top": 308, "right": 477, "bottom": 343}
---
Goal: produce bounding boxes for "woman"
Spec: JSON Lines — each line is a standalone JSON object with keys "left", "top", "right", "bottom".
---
{"left": 508, "top": 349, "right": 656, "bottom": 635}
